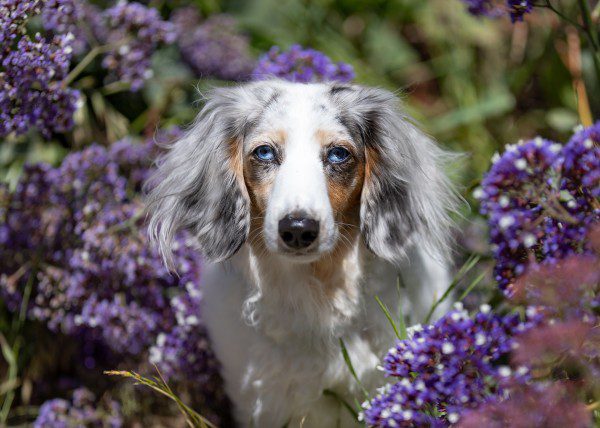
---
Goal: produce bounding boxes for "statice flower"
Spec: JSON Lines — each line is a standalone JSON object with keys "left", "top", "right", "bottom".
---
{"left": 0, "top": 136, "right": 187, "bottom": 355}
{"left": 253, "top": 45, "right": 355, "bottom": 83}
{"left": 40, "top": 0, "right": 102, "bottom": 54}
{"left": 172, "top": 9, "right": 255, "bottom": 81}
{"left": 461, "top": 0, "right": 534, "bottom": 21}
{"left": 101, "top": 1, "right": 175, "bottom": 91}
{"left": 476, "top": 126, "right": 599, "bottom": 293}
{"left": 507, "top": 0, "right": 533, "bottom": 22}
{"left": 34, "top": 387, "right": 123, "bottom": 428}
{"left": 461, "top": 0, "right": 501, "bottom": 17}
{"left": 360, "top": 305, "right": 539, "bottom": 427}
{"left": 0, "top": 0, "right": 42, "bottom": 47}
{"left": 0, "top": 7, "right": 80, "bottom": 138}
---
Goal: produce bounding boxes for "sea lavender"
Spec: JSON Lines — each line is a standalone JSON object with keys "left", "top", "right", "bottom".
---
{"left": 34, "top": 387, "right": 123, "bottom": 428}
{"left": 0, "top": 4, "right": 80, "bottom": 139}
{"left": 476, "top": 124, "right": 599, "bottom": 293}
{"left": 41, "top": 0, "right": 96, "bottom": 54}
{"left": 360, "top": 305, "right": 539, "bottom": 427}
{"left": 100, "top": 1, "right": 175, "bottom": 91}
{"left": 507, "top": 0, "right": 533, "bottom": 22}
{"left": 461, "top": 0, "right": 500, "bottom": 17}
{"left": 253, "top": 44, "right": 355, "bottom": 83}
{"left": 0, "top": 135, "right": 189, "bottom": 356}
{"left": 0, "top": 0, "right": 42, "bottom": 48}
{"left": 172, "top": 9, "right": 255, "bottom": 81}
{"left": 460, "top": 0, "right": 533, "bottom": 21}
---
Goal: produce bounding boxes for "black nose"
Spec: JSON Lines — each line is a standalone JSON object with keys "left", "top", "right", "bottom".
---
{"left": 278, "top": 214, "right": 319, "bottom": 249}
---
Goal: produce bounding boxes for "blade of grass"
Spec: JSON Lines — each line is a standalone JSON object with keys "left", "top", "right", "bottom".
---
{"left": 396, "top": 276, "right": 408, "bottom": 341}
{"left": 323, "top": 389, "right": 359, "bottom": 420}
{"left": 458, "top": 269, "right": 488, "bottom": 302}
{"left": 0, "top": 333, "right": 19, "bottom": 424}
{"left": 423, "top": 254, "right": 481, "bottom": 324}
{"left": 339, "top": 338, "right": 368, "bottom": 398}
{"left": 374, "top": 295, "right": 401, "bottom": 340}
{"left": 105, "top": 369, "right": 216, "bottom": 428}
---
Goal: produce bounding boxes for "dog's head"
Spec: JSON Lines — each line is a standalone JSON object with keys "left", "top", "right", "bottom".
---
{"left": 146, "top": 80, "right": 457, "bottom": 267}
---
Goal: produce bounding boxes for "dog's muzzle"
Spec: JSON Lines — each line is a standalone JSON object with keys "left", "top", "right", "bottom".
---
{"left": 278, "top": 212, "right": 319, "bottom": 250}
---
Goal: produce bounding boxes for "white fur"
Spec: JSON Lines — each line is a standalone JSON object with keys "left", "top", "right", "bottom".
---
{"left": 202, "top": 243, "right": 449, "bottom": 427}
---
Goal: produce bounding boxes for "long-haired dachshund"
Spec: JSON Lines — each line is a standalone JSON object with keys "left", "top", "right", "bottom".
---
{"left": 146, "top": 79, "right": 458, "bottom": 427}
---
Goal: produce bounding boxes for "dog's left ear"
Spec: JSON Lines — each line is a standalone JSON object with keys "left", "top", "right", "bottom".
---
{"left": 331, "top": 85, "right": 459, "bottom": 265}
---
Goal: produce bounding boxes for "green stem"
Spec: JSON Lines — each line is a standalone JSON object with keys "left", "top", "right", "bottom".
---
{"left": 62, "top": 44, "right": 113, "bottom": 88}
{"left": 542, "top": 0, "right": 585, "bottom": 30}
{"left": 577, "top": 0, "right": 600, "bottom": 85}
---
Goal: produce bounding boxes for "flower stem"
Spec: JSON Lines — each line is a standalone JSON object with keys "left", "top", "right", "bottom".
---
{"left": 577, "top": 0, "right": 600, "bottom": 86}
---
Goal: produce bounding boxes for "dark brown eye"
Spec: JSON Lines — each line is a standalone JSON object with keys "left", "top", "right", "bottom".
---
{"left": 327, "top": 147, "right": 350, "bottom": 163}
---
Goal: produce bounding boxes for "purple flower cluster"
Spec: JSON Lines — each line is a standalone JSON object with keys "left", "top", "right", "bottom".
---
{"left": 253, "top": 44, "right": 355, "bottom": 83}
{"left": 0, "top": 139, "right": 188, "bottom": 355}
{"left": 460, "top": 0, "right": 534, "bottom": 21}
{"left": 41, "top": 0, "right": 93, "bottom": 54}
{"left": 361, "top": 304, "right": 538, "bottom": 427}
{"left": 40, "top": 0, "right": 174, "bottom": 90}
{"left": 476, "top": 123, "right": 600, "bottom": 293}
{"left": 34, "top": 387, "right": 123, "bottom": 428}
{"left": 506, "top": 0, "right": 533, "bottom": 22}
{"left": 0, "top": 1, "right": 80, "bottom": 138}
{"left": 172, "top": 8, "right": 255, "bottom": 81}
{"left": 101, "top": 1, "right": 176, "bottom": 91}
{"left": 0, "top": 132, "right": 230, "bottom": 423}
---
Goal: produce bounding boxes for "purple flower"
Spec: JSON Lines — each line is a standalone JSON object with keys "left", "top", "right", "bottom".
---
{"left": 461, "top": 0, "right": 501, "bottom": 17}
{"left": 34, "top": 387, "right": 123, "bottom": 428}
{"left": 460, "top": 0, "right": 534, "bottom": 21}
{"left": 41, "top": 0, "right": 97, "bottom": 54}
{"left": 476, "top": 128, "right": 599, "bottom": 293}
{"left": 253, "top": 45, "right": 355, "bottom": 83}
{"left": 361, "top": 305, "right": 540, "bottom": 427}
{"left": 0, "top": 23, "right": 80, "bottom": 138}
{"left": 172, "top": 9, "right": 255, "bottom": 81}
{"left": 100, "top": 1, "right": 175, "bottom": 91}
{"left": 507, "top": 0, "right": 533, "bottom": 22}
{"left": 0, "top": 133, "right": 230, "bottom": 423}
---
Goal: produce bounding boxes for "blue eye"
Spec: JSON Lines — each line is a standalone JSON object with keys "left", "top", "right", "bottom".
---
{"left": 327, "top": 147, "right": 350, "bottom": 163}
{"left": 254, "top": 145, "right": 275, "bottom": 161}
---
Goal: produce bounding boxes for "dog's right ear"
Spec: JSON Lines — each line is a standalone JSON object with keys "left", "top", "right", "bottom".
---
{"left": 145, "top": 85, "right": 270, "bottom": 268}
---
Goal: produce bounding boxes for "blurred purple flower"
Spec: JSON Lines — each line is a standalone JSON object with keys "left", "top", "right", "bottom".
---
{"left": 253, "top": 45, "right": 355, "bottom": 83}
{"left": 461, "top": 0, "right": 501, "bottom": 17}
{"left": 100, "top": 1, "right": 175, "bottom": 91}
{"left": 172, "top": 9, "right": 255, "bottom": 81}
{"left": 41, "top": 0, "right": 97, "bottom": 54}
{"left": 34, "top": 387, "right": 123, "bottom": 428}
{"left": 507, "top": 0, "right": 533, "bottom": 22}
{"left": 461, "top": 0, "right": 534, "bottom": 21}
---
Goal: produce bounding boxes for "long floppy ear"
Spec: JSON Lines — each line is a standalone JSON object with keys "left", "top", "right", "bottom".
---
{"left": 331, "top": 85, "right": 459, "bottom": 265}
{"left": 145, "top": 84, "right": 270, "bottom": 267}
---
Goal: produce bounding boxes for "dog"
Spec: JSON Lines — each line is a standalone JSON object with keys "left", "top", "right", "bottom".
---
{"left": 146, "top": 79, "right": 458, "bottom": 427}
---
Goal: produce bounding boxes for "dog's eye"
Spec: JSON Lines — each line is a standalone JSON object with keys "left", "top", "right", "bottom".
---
{"left": 253, "top": 145, "right": 275, "bottom": 161}
{"left": 327, "top": 147, "right": 350, "bottom": 164}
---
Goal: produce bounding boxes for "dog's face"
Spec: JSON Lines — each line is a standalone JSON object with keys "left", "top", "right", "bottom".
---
{"left": 146, "top": 80, "right": 456, "bottom": 267}
{"left": 242, "top": 86, "right": 364, "bottom": 261}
